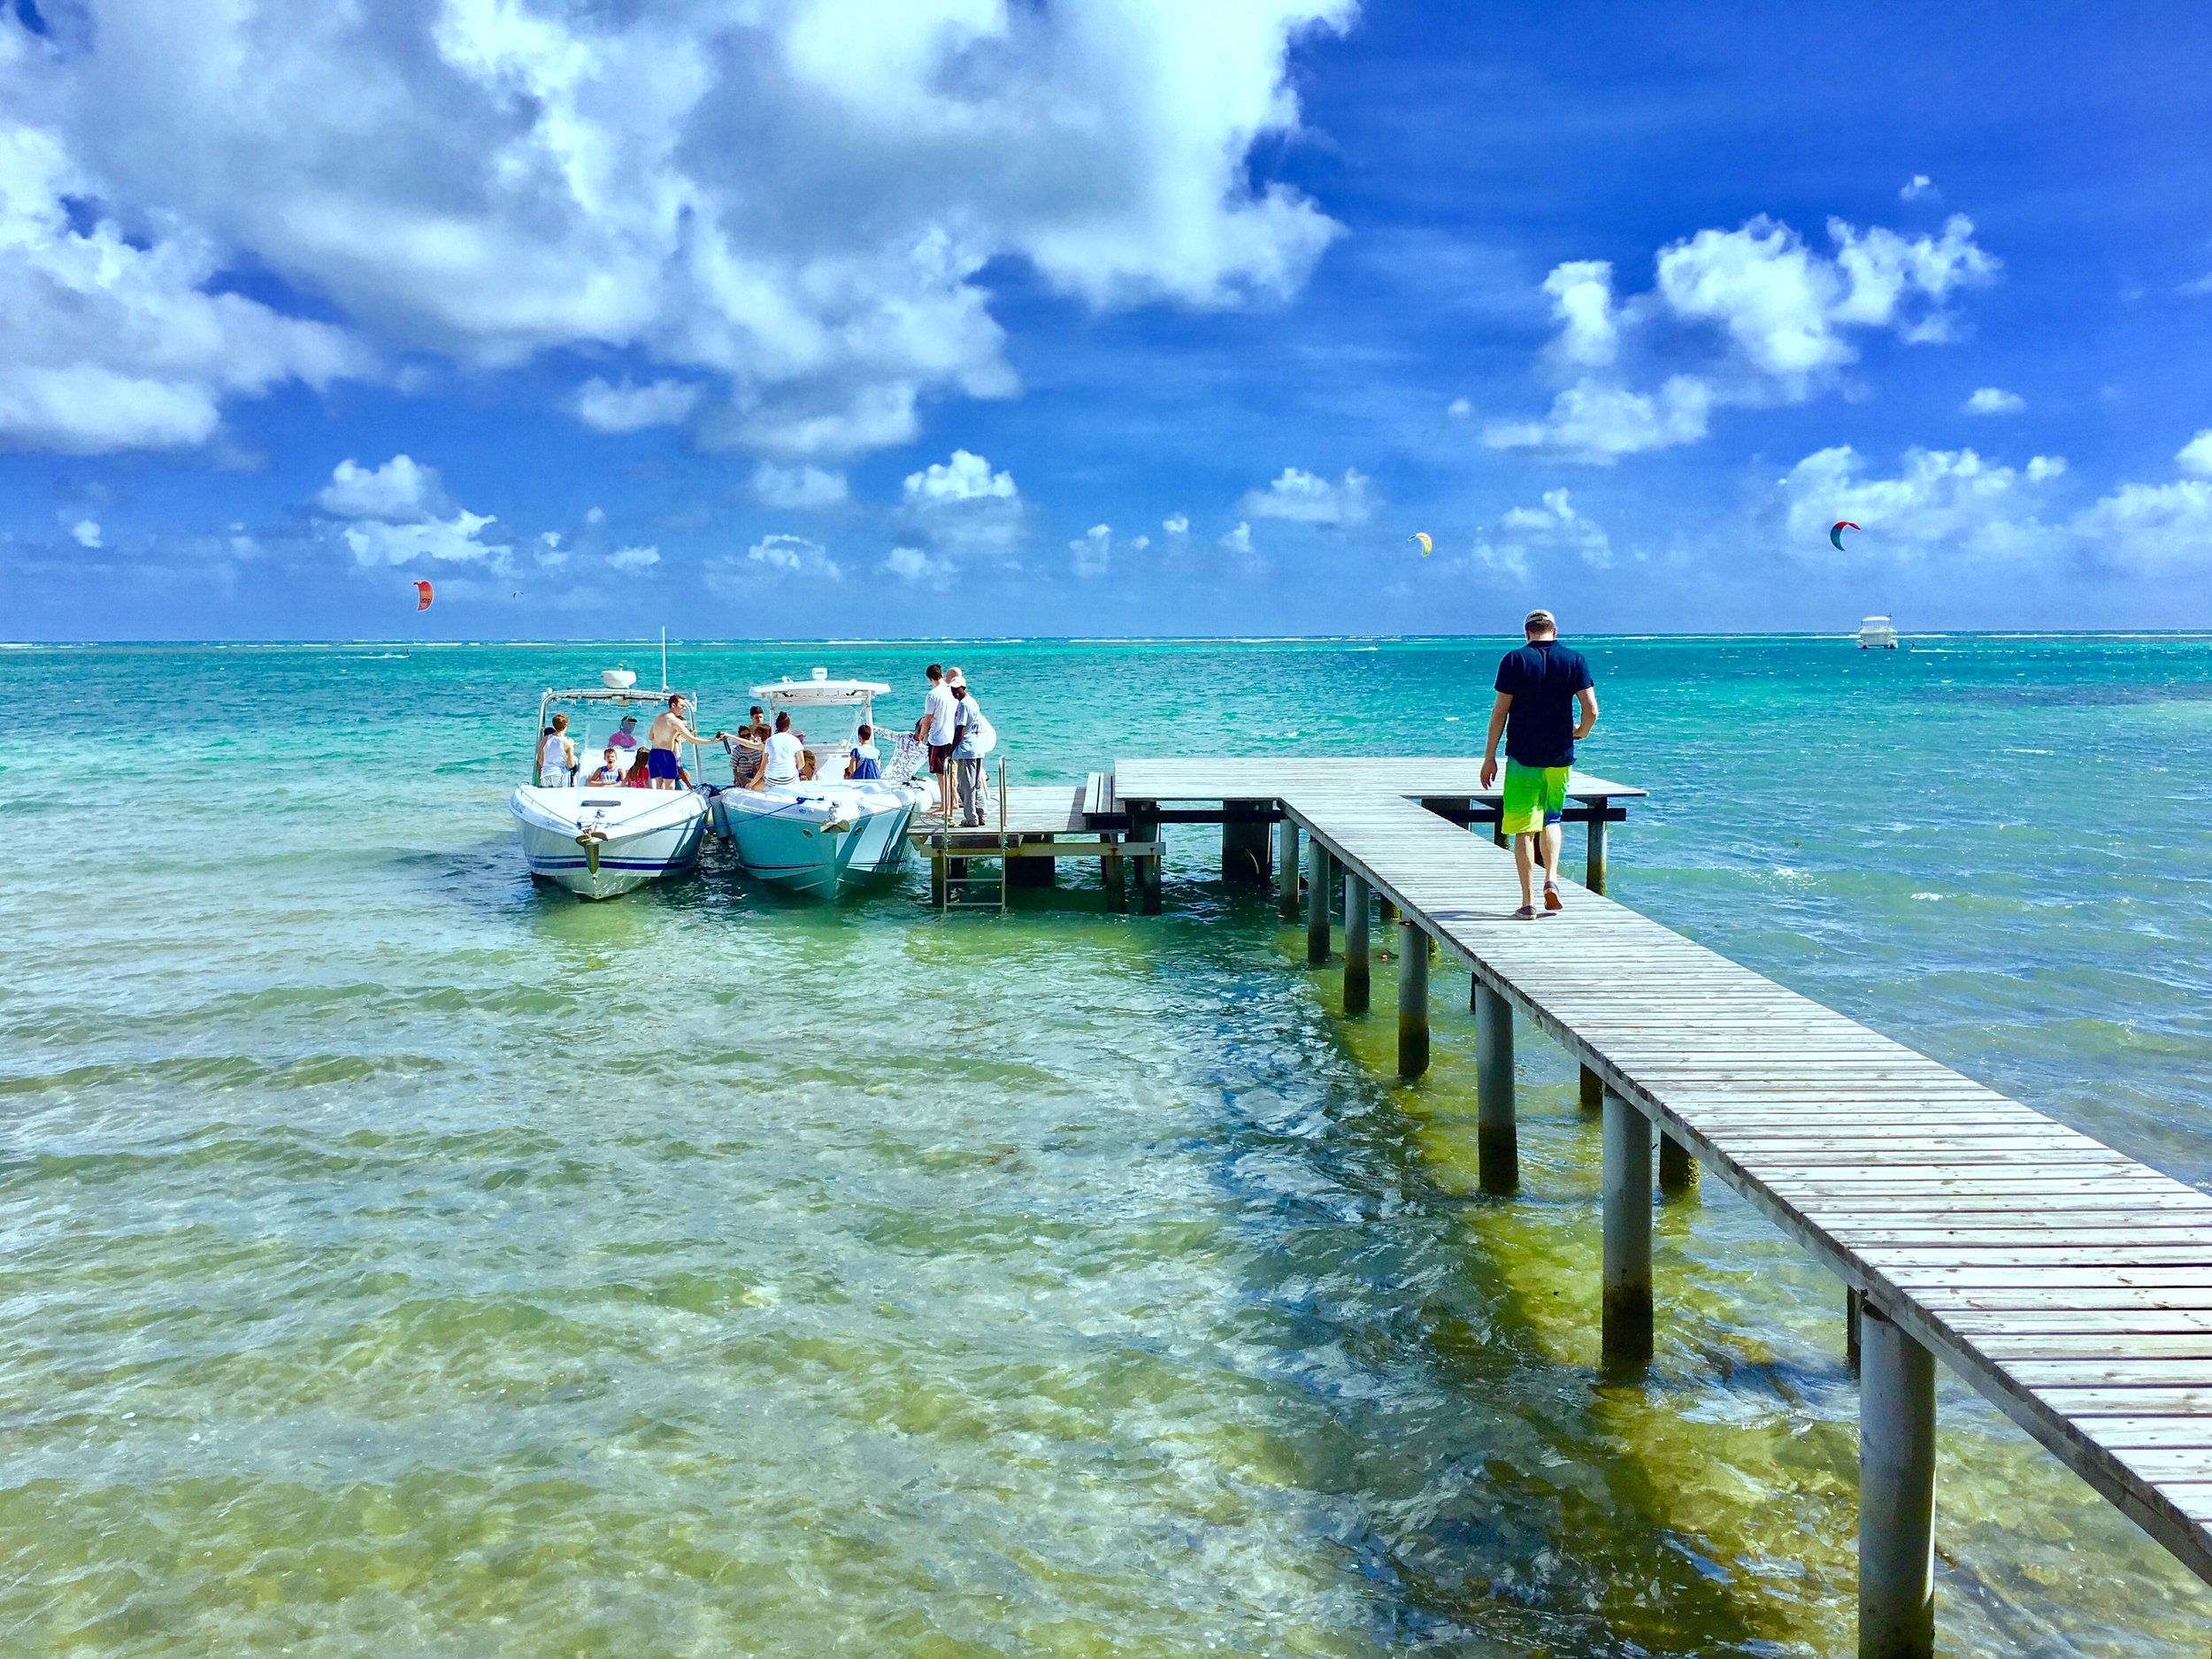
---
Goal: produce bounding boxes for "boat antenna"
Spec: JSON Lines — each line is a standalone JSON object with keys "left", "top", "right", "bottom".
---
{"left": 660, "top": 626, "right": 668, "bottom": 691}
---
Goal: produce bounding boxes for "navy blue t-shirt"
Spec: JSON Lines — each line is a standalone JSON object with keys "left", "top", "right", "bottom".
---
{"left": 1494, "top": 640, "right": 1594, "bottom": 767}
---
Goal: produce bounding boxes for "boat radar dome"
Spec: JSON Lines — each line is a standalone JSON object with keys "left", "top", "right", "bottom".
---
{"left": 601, "top": 668, "right": 637, "bottom": 689}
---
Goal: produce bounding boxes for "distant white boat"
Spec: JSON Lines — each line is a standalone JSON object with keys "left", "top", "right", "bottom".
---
{"left": 1857, "top": 615, "right": 1900, "bottom": 649}
{"left": 712, "top": 668, "right": 930, "bottom": 896}
{"left": 510, "top": 679, "right": 708, "bottom": 899}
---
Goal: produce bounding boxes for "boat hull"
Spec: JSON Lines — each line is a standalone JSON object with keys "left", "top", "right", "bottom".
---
{"left": 713, "top": 781, "right": 924, "bottom": 896}
{"left": 510, "top": 785, "right": 708, "bottom": 899}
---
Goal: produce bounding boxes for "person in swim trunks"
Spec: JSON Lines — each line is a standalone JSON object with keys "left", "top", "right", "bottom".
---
{"left": 646, "top": 695, "right": 721, "bottom": 791}
{"left": 1480, "top": 608, "right": 1598, "bottom": 918}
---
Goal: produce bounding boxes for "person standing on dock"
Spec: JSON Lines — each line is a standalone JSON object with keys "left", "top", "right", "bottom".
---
{"left": 921, "top": 664, "right": 957, "bottom": 818}
{"left": 1480, "top": 608, "right": 1597, "bottom": 918}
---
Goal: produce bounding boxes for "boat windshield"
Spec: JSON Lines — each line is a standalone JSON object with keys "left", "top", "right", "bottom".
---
{"left": 770, "top": 694, "right": 871, "bottom": 752}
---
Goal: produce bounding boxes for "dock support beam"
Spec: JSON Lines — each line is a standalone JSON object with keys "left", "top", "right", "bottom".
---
{"left": 1586, "top": 807, "right": 1609, "bottom": 896}
{"left": 1128, "top": 808, "right": 1162, "bottom": 914}
{"left": 1306, "top": 837, "right": 1332, "bottom": 965}
{"left": 1397, "top": 921, "right": 1429, "bottom": 1079}
{"left": 1008, "top": 848, "right": 1055, "bottom": 887}
{"left": 1276, "top": 818, "right": 1299, "bottom": 918}
{"left": 1858, "top": 1303, "right": 1936, "bottom": 1659}
{"left": 1343, "top": 872, "right": 1371, "bottom": 1014}
{"left": 1473, "top": 981, "right": 1517, "bottom": 1193}
{"left": 1601, "top": 1087, "right": 1653, "bottom": 1378}
{"left": 1579, "top": 1063, "right": 1603, "bottom": 1114}
{"left": 1658, "top": 1125, "right": 1696, "bottom": 1194}
{"left": 1223, "top": 805, "right": 1270, "bottom": 885}
{"left": 1102, "top": 840, "right": 1125, "bottom": 910}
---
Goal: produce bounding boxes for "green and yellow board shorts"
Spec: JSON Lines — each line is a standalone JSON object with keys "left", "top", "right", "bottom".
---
{"left": 1500, "top": 759, "right": 1569, "bottom": 837}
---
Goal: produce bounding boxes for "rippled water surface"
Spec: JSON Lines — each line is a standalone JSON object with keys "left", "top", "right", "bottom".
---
{"left": 4, "top": 635, "right": 2211, "bottom": 1656}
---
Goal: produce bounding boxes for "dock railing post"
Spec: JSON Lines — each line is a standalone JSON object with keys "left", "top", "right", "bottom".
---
{"left": 1343, "top": 872, "right": 1370, "bottom": 1014}
{"left": 1601, "top": 1087, "right": 1654, "bottom": 1378}
{"left": 1397, "top": 920, "right": 1429, "bottom": 1079}
{"left": 1306, "top": 837, "right": 1332, "bottom": 965}
{"left": 1473, "top": 980, "right": 1517, "bottom": 1193}
{"left": 1859, "top": 1302, "right": 1936, "bottom": 1659}
{"left": 1586, "top": 804, "right": 1609, "bottom": 896}
{"left": 1276, "top": 817, "right": 1299, "bottom": 918}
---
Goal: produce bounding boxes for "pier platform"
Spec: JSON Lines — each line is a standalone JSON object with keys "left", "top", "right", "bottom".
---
{"left": 938, "top": 756, "right": 2212, "bottom": 1653}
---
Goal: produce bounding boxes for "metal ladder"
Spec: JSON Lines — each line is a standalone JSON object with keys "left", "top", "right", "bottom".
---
{"left": 934, "top": 758, "right": 1009, "bottom": 914}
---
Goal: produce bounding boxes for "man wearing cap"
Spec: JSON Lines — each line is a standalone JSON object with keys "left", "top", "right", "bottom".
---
{"left": 607, "top": 714, "right": 641, "bottom": 754}
{"left": 1479, "top": 608, "right": 1598, "bottom": 918}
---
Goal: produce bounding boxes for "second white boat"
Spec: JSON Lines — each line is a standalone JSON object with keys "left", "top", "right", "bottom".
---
{"left": 711, "top": 669, "right": 928, "bottom": 896}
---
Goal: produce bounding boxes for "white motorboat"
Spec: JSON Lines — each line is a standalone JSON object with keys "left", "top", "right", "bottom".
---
{"left": 1857, "top": 615, "right": 1900, "bottom": 649}
{"left": 711, "top": 668, "right": 929, "bottom": 896}
{"left": 510, "top": 674, "right": 710, "bottom": 899}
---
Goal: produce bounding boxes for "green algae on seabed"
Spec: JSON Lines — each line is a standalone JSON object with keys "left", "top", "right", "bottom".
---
{"left": 1, "top": 636, "right": 2211, "bottom": 1656}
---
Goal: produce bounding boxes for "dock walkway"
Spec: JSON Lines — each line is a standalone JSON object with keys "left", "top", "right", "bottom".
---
{"left": 1109, "top": 757, "right": 2212, "bottom": 1654}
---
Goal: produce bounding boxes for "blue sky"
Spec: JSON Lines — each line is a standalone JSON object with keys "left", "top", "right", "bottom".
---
{"left": 5, "top": 0, "right": 2212, "bottom": 640}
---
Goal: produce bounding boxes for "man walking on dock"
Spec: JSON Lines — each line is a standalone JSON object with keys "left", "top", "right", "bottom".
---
{"left": 1480, "top": 609, "right": 1597, "bottom": 918}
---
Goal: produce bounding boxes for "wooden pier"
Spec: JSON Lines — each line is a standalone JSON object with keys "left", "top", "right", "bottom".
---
{"left": 934, "top": 757, "right": 2212, "bottom": 1657}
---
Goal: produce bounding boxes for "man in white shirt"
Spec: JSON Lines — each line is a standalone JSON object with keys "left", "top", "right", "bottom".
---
{"left": 748, "top": 711, "right": 807, "bottom": 789}
{"left": 920, "top": 663, "right": 956, "bottom": 817}
{"left": 537, "top": 713, "right": 577, "bottom": 785}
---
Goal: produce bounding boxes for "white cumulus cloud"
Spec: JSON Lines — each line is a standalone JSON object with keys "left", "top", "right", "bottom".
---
{"left": 609, "top": 544, "right": 661, "bottom": 572}
{"left": 311, "top": 452, "right": 501, "bottom": 566}
{"left": 317, "top": 455, "right": 449, "bottom": 521}
{"left": 0, "top": 1, "right": 1353, "bottom": 459}
{"left": 900, "top": 448, "right": 1021, "bottom": 554}
{"left": 882, "top": 545, "right": 953, "bottom": 588}
{"left": 1163, "top": 512, "right": 1190, "bottom": 537}
{"left": 2175, "top": 430, "right": 2212, "bottom": 479}
{"left": 1964, "top": 387, "right": 2025, "bottom": 415}
{"left": 1239, "top": 466, "right": 1374, "bottom": 525}
{"left": 1218, "top": 520, "right": 1253, "bottom": 555}
{"left": 1776, "top": 444, "right": 2066, "bottom": 563}
{"left": 0, "top": 113, "right": 363, "bottom": 454}
{"left": 572, "top": 378, "right": 703, "bottom": 434}
{"left": 743, "top": 533, "right": 840, "bottom": 579}
{"left": 1487, "top": 212, "right": 1997, "bottom": 463}
{"left": 751, "top": 463, "right": 849, "bottom": 510}
{"left": 70, "top": 518, "right": 102, "bottom": 549}
{"left": 1901, "top": 174, "right": 1938, "bottom": 203}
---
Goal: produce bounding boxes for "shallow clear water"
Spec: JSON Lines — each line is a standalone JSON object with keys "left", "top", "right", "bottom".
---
{"left": 3, "top": 635, "right": 2210, "bottom": 1656}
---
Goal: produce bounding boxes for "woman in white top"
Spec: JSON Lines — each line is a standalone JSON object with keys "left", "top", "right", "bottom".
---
{"left": 747, "top": 712, "right": 807, "bottom": 789}
{"left": 537, "top": 713, "right": 577, "bottom": 786}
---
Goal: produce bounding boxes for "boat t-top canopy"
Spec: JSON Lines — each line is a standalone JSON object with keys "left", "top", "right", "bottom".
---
{"left": 539, "top": 685, "right": 697, "bottom": 709}
{"left": 750, "top": 668, "right": 892, "bottom": 708}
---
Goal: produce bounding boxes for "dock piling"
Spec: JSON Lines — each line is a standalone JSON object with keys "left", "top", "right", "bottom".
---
{"left": 1658, "top": 1126, "right": 1696, "bottom": 1194}
{"left": 1586, "top": 807, "right": 1609, "bottom": 896}
{"left": 1601, "top": 1087, "right": 1654, "bottom": 1378}
{"left": 1306, "top": 837, "right": 1332, "bottom": 965}
{"left": 1579, "top": 1063, "right": 1603, "bottom": 1114}
{"left": 1276, "top": 818, "right": 1299, "bottom": 918}
{"left": 1127, "top": 806, "right": 1162, "bottom": 914}
{"left": 1397, "top": 920, "right": 1429, "bottom": 1079}
{"left": 1343, "top": 872, "right": 1371, "bottom": 1014}
{"left": 1858, "top": 1302, "right": 1937, "bottom": 1659}
{"left": 1222, "top": 805, "right": 1270, "bottom": 884}
{"left": 1473, "top": 980, "right": 1517, "bottom": 1193}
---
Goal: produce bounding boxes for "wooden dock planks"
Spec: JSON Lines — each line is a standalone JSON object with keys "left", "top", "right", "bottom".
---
{"left": 1112, "top": 764, "right": 2212, "bottom": 1587}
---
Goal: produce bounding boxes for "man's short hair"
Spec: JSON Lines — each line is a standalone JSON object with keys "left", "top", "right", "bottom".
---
{"left": 1524, "top": 608, "right": 1557, "bottom": 636}
{"left": 926, "top": 663, "right": 943, "bottom": 680}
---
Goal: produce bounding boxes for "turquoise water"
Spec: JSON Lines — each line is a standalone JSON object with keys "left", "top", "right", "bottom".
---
{"left": 3, "top": 635, "right": 2210, "bottom": 1656}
